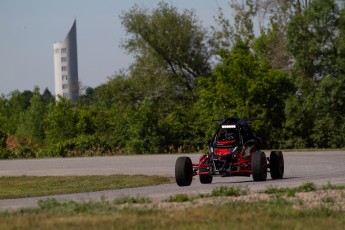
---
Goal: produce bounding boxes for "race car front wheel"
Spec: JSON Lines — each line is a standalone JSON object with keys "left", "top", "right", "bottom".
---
{"left": 175, "top": 157, "right": 193, "bottom": 186}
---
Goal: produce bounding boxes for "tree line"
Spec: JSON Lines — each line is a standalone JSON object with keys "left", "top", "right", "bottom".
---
{"left": 1, "top": 0, "right": 345, "bottom": 158}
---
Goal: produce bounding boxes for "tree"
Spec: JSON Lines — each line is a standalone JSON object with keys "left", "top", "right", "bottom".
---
{"left": 16, "top": 87, "right": 47, "bottom": 146}
{"left": 125, "top": 100, "right": 163, "bottom": 154}
{"left": 287, "top": 0, "right": 339, "bottom": 79}
{"left": 0, "top": 95, "right": 8, "bottom": 134}
{"left": 283, "top": 0, "right": 345, "bottom": 148}
{"left": 0, "top": 90, "right": 33, "bottom": 134}
{"left": 196, "top": 41, "right": 293, "bottom": 147}
{"left": 120, "top": 2, "right": 211, "bottom": 92}
{"left": 311, "top": 76, "right": 345, "bottom": 148}
{"left": 282, "top": 77, "right": 315, "bottom": 148}
{"left": 211, "top": 1, "right": 295, "bottom": 70}
{"left": 78, "top": 87, "right": 95, "bottom": 106}
{"left": 88, "top": 74, "right": 142, "bottom": 151}
{"left": 41, "top": 88, "right": 55, "bottom": 105}
{"left": 118, "top": 2, "right": 216, "bottom": 152}
{"left": 336, "top": 4, "right": 345, "bottom": 72}
{"left": 45, "top": 98, "right": 79, "bottom": 144}
{"left": 231, "top": 0, "right": 256, "bottom": 41}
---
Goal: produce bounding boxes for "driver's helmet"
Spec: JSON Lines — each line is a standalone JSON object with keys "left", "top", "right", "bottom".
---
{"left": 218, "top": 132, "right": 226, "bottom": 141}
{"left": 225, "top": 132, "right": 238, "bottom": 141}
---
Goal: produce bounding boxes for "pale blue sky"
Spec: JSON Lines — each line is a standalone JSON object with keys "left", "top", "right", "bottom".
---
{"left": 0, "top": 0, "right": 232, "bottom": 95}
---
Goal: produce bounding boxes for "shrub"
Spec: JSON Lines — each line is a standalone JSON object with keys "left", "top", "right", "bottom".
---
{"left": 14, "top": 146, "right": 36, "bottom": 158}
{"left": 0, "top": 148, "right": 16, "bottom": 159}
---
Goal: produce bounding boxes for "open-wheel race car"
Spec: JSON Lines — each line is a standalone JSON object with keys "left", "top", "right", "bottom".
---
{"left": 175, "top": 117, "right": 284, "bottom": 186}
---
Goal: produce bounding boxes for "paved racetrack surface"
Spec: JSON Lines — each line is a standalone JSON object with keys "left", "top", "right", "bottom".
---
{"left": 0, "top": 151, "right": 345, "bottom": 210}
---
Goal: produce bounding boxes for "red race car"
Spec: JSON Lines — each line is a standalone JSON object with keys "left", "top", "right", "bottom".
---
{"left": 175, "top": 117, "right": 284, "bottom": 186}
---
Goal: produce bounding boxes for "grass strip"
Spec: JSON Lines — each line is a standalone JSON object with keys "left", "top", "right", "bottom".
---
{"left": 165, "top": 186, "right": 248, "bottom": 202}
{"left": 263, "top": 182, "right": 345, "bottom": 198}
{"left": 263, "top": 182, "right": 318, "bottom": 197}
{"left": 1, "top": 182, "right": 345, "bottom": 229}
{"left": 0, "top": 195, "right": 344, "bottom": 230}
{"left": 0, "top": 175, "right": 171, "bottom": 199}
{"left": 113, "top": 195, "right": 152, "bottom": 205}
{"left": 0, "top": 183, "right": 345, "bottom": 229}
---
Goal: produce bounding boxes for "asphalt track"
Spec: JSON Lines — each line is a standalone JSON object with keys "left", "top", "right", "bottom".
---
{"left": 0, "top": 151, "right": 345, "bottom": 210}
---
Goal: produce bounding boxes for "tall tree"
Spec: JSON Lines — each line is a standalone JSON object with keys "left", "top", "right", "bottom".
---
{"left": 231, "top": 0, "right": 256, "bottom": 41}
{"left": 211, "top": 0, "right": 295, "bottom": 70}
{"left": 120, "top": 2, "right": 211, "bottom": 92}
{"left": 336, "top": 4, "right": 345, "bottom": 72}
{"left": 287, "top": 0, "right": 339, "bottom": 79}
{"left": 283, "top": 0, "right": 345, "bottom": 148}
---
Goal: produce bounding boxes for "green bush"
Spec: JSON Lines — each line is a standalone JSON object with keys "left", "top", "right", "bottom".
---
{"left": 14, "top": 146, "right": 36, "bottom": 158}
{"left": 0, "top": 148, "right": 16, "bottom": 159}
{"left": 39, "top": 135, "right": 117, "bottom": 158}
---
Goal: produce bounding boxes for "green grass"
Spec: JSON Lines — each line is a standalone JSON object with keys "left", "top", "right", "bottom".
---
{"left": 210, "top": 185, "right": 248, "bottom": 197}
{"left": 0, "top": 197, "right": 344, "bottom": 230}
{"left": 321, "top": 182, "right": 345, "bottom": 190}
{"left": 113, "top": 195, "right": 152, "bottom": 205}
{"left": 1, "top": 183, "right": 345, "bottom": 229}
{"left": 166, "top": 186, "right": 248, "bottom": 202}
{"left": 263, "top": 182, "right": 345, "bottom": 198}
{"left": 165, "top": 193, "right": 192, "bottom": 202}
{"left": 263, "top": 182, "right": 318, "bottom": 197}
{"left": 0, "top": 175, "right": 171, "bottom": 199}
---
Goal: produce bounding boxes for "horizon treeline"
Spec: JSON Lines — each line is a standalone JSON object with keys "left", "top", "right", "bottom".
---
{"left": 1, "top": 0, "right": 345, "bottom": 158}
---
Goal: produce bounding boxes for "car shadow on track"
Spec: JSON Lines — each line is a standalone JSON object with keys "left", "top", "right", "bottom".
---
{"left": 208, "top": 176, "right": 300, "bottom": 185}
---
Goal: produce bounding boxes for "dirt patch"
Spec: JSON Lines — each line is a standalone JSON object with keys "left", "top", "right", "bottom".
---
{"left": 118, "top": 190, "right": 345, "bottom": 211}
{"left": 292, "top": 190, "right": 345, "bottom": 211}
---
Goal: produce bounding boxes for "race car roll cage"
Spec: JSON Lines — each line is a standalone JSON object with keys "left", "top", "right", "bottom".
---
{"left": 194, "top": 117, "right": 263, "bottom": 177}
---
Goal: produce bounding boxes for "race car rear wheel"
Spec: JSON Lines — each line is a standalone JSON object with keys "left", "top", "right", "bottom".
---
{"left": 199, "top": 166, "right": 213, "bottom": 184}
{"left": 175, "top": 157, "right": 193, "bottom": 186}
{"left": 251, "top": 151, "right": 267, "bottom": 181}
{"left": 270, "top": 151, "right": 284, "bottom": 179}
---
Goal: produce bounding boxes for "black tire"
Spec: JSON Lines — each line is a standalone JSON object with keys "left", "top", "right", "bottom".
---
{"left": 175, "top": 157, "right": 193, "bottom": 186}
{"left": 270, "top": 151, "right": 284, "bottom": 179}
{"left": 199, "top": 166, "right": 213, "bottom": 184}
{"left": 251, "top": 151, "right": 267, "bottom": 181}
{"left": 199, "top": 174, "right": 213, "bottom": 184}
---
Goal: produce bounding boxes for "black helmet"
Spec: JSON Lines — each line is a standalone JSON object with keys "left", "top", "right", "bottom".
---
{"left": 225, "top": 132, "right": 237, "bottom": 141}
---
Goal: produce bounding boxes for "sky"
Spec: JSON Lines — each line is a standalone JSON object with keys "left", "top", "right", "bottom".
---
{"left": 0, "top": 0, "right": 232, "bottom": 96}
